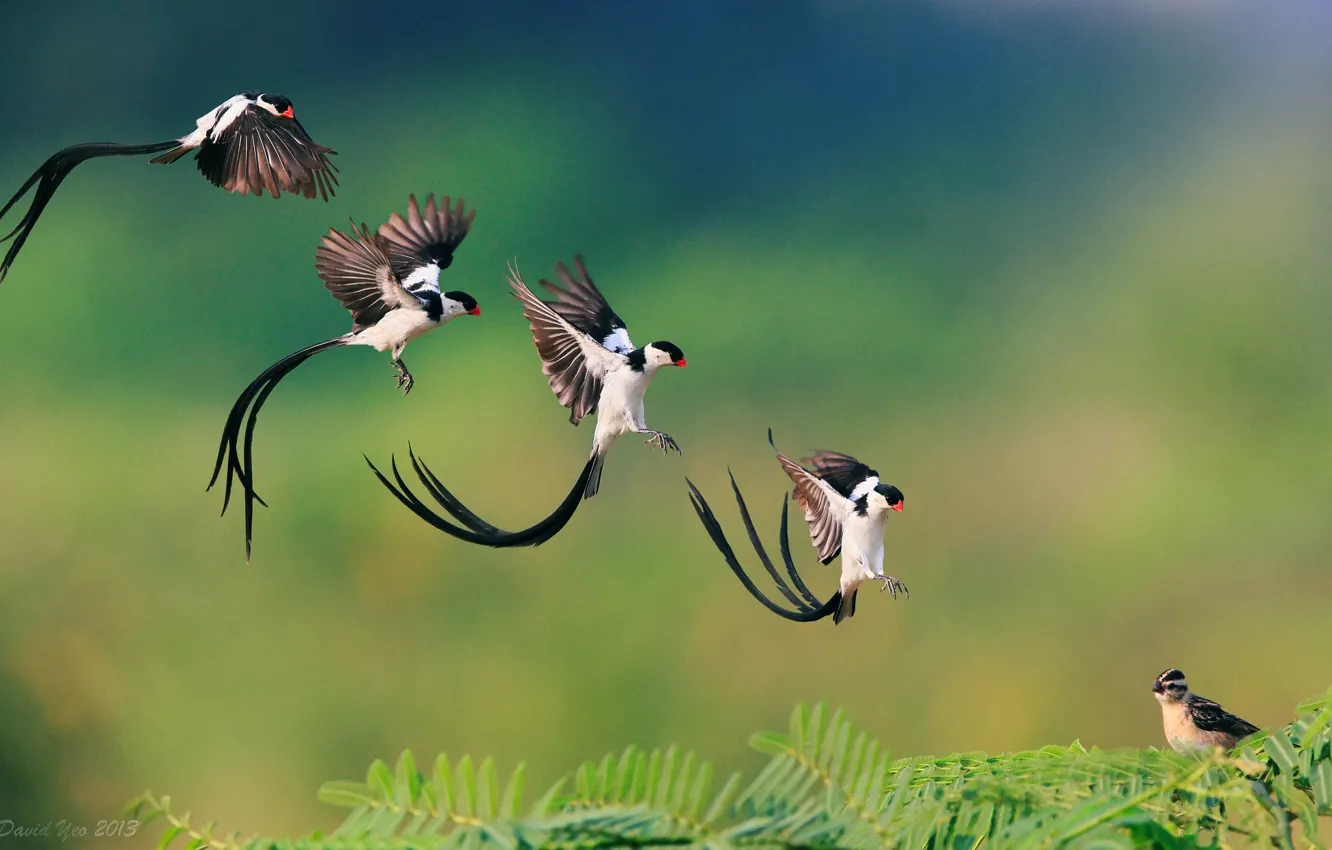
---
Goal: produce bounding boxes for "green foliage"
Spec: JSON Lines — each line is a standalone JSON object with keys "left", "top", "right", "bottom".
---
{"left": 130, "top": 688, "right": 1331, "bottom": 849}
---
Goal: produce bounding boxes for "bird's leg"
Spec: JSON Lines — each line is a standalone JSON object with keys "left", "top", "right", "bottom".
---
{"left": 391, "top": 357, "right": 414, "bottom": 395}
{"left": 874, "top": 575, "right": 909, "bottom": 599}
{"left": 641, "top": 429, "right": 681, "bottom": 455}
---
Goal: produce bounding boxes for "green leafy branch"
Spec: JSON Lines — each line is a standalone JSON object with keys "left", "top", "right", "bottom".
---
{"left": 131, "top": 685, "right": 1331, "bottom": 849}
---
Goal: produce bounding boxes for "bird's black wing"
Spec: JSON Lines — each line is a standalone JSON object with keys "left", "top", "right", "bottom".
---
{"left": 375, "top": 194, "right": 475, "bottom": 297}
{"left": 196, "top": 105, "right": 338, "bottom": 200}
{"left": 769, "top": 431, "right": 850, "bottom": 565}
{"left": 804, "top": 451, "right": 879, "bottom": 499}
{"left": 538, "top": 255, "right": 634, "bottom": 355}
{"left": 510, "top": 262, "right": 623, "bottom": 424}
{"left": 314, "top": 220, "right": 419, "bottom": 330}
{"left": 1189, "top": 696, "right": 1260, "bottom": 740}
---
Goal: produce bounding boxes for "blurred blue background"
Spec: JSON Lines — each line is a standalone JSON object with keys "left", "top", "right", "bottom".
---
{"left": 1, "top": 0, "right": 1330, "bottom": 843}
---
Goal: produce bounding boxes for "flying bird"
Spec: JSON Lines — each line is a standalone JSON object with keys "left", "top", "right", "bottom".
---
{"left": 210, "top": 193, "right": 479, "bottom": 559}
{"left": 1152, "top": 668, "right": 1260, "bottom": 753}
{"left": 368, "top": 255, "right": 686, "bottom": 548}
{"left": 688, "top": 431, "right": 906, "bottom": 624}
{"left": 1, "top": 91, "right": 337, "bottom": 283}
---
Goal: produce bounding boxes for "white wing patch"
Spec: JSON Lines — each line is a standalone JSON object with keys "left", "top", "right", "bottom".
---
{"left": 849, "top": 476, "right": 880, "bottom": 502}
{"left": 601, "top": 326, "right": 634, "bottom": 355}
{"left": 209, "top": 96, "right": 257, "bottom": 139}
{"left": 400, "top": 261, "right": 441, "bottom": 295}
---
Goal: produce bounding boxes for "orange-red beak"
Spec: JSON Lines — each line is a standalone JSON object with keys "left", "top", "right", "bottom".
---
{"left": 891, "top": 503, "right": 904, "bottom": 512}
{"left": 676, "top": 358, "right": 687, "bottom": 368}
{"left": 280, "top": 106, "right": 294, "bottom": 119}
{"left": 469, "top": 306, "right": 481, "bottom": 316}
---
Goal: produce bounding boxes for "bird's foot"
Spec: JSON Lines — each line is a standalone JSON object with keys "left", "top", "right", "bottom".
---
{"left": 642, "top": 430, "right": 681, "bottom": 455}
{"left": 392, "top": 359, "right": 414, "bottom": 395}
{"left": 876, "top": 575, "right": 909, "bottom": 599}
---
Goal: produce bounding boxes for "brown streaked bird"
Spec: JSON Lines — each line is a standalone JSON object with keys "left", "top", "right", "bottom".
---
{"left": 209, "top": 193, "right": 479, "bottom": 560}
{"left": 0, "top": 91, "right": 337, "bottom": 283}
{"left": 1152, "top": 668, "right": 1260, "bottom": 753}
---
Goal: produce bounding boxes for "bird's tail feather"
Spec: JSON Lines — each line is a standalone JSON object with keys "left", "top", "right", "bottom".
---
{"left": 833, "top": 588, "right": 858, "bottom": 625}
{"left": 367, "top": 451, "right": 597, "bottom": 549}
{"left": 584, "top": 452, "right": 605, "bottom": 499}
{"left": 685, "top": 476, "right": 841, "bottom": 623}
{"left": 1, "top": 140, "right": 179, "bottom": 283}
{"left": 209, "top": 335, "right": 349, "bottom": 561}
{"left": 147, "top": 144, "right": 192, "bottom": 165}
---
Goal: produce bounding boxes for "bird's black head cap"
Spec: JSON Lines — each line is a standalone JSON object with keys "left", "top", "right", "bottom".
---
{"left": 445, "top": 290, "right": 478, "bottom": 313}
{"left": 1153, "top": 668, "right": 1187, "bottom": 694}
{"left": 263, "top": 93, "right": 294, "bottom": 115}
{"left": 875, "top": 483, "right": 904, "bottom": 509}
{"left": 651, "top": 341, "right": 685, "bottom": 363}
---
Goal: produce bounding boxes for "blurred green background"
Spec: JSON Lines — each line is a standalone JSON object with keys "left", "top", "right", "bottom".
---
{"left": 1, "top": 0, "right": 1330, "bottom": 843}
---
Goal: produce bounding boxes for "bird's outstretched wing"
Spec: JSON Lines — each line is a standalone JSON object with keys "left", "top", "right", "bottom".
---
{"left": 376, "top": 194, "right": 475, "bottom": 297}
{"left": 195, "top": 104, "right": 338, "bottom": 200}
{"left": 804, "top": 451, "right": 879, "bottom": 499}
{"left": 538, "top": 255, "right": 634, "bottom": 355}
{"left": 510, "top": 261, "right": 624, "bottom": 424}
{"left": 314, "top": 220, "right": 419, "bottom": 331}
{"left": 769, "top": 430, "right": 852, "bottom": 565}
{"left": 1189, "top": 696, "right": 1260, "bottom": 741}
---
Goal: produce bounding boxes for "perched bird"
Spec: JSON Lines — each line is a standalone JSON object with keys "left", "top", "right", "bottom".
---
{"left": 1152, "top": 668, "right": 1260, "bottom": 753}
{"left": 366, "top": 256, "right": 687, "bottom": 548}
{"left": 769, "top": 430, "right": 905, "bottom": 624}
{"left": 210, "top": 193, "right": 479, "bottom": 559}
{"left": 1, "top": 91, "right": 337, "bottom": 283}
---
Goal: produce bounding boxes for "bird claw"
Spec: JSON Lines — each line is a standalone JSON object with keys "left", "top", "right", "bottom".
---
{"left": 643, "top": 431, "right": 681, "bottom": 455}
{"left": 392, "top": 362, "right": 414, "bottom": 395}
{"left": 876, "top": 576, "right": 909, "bottom": 599}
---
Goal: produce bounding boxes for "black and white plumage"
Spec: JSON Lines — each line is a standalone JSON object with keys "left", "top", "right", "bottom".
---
{"left": 687, "top": 431, "right": 906, "bottom": 625}
{"left": 770, "top": 431, "right": 905, "bottom": 624}
{"left": 1152, "top": 668, "right": 1261, "bottom": 753}
{"left": 0, "top": 91, "right": 336, "bottom": 284}
{"left": 367, "top": 255, "right": 687, "bottom": 550}
{"left": 209, "top": 193, "right": 478, "bottom": 559}
{"left": 514, "top": 256, "right": 686, "bottom": 498}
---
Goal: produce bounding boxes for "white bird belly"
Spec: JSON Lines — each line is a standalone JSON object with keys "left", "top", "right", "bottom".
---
{"left": 591, "top": 368, "right": 648, "bottom": 456}
{"left": 837, "top": 514, "right": 887, "bottom": 593}
{"left": 349, "top": 309, "right": 438, "bottom": 354}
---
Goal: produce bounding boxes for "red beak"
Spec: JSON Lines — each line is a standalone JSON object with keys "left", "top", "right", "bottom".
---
{"left": 280, "top": 106, "right": 295, "bottom": 119}
{"left": 891, "top": 503, "right": 904, "bottom": 512}
{"left": 676, "top": 358, "right": 687, "bottom": 368}
{"left": 469, "top": 306, "right": 481, "bottom": 316}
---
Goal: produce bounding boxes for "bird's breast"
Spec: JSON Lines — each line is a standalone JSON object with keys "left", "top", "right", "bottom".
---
{"left": 352, "top": 309, "right": 438, "bottom": 352}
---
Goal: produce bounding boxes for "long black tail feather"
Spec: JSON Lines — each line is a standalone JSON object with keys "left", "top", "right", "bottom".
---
{"left": 1, "top": 140, "right": 178, "bottom": 283}
{"left": 776, "top": 492, "right": 824, "bottom": 608}
{"left": 367, "top": 449, "right": 596, "bottom": 548}
{"left": 725, "top": 470, "right": 815, "bottom": 612}
{"left": 209, "top": 336, "right": 347, "bottom": 560}
{"left": 685, "top": 476, "right": 840, "bottom": 623}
